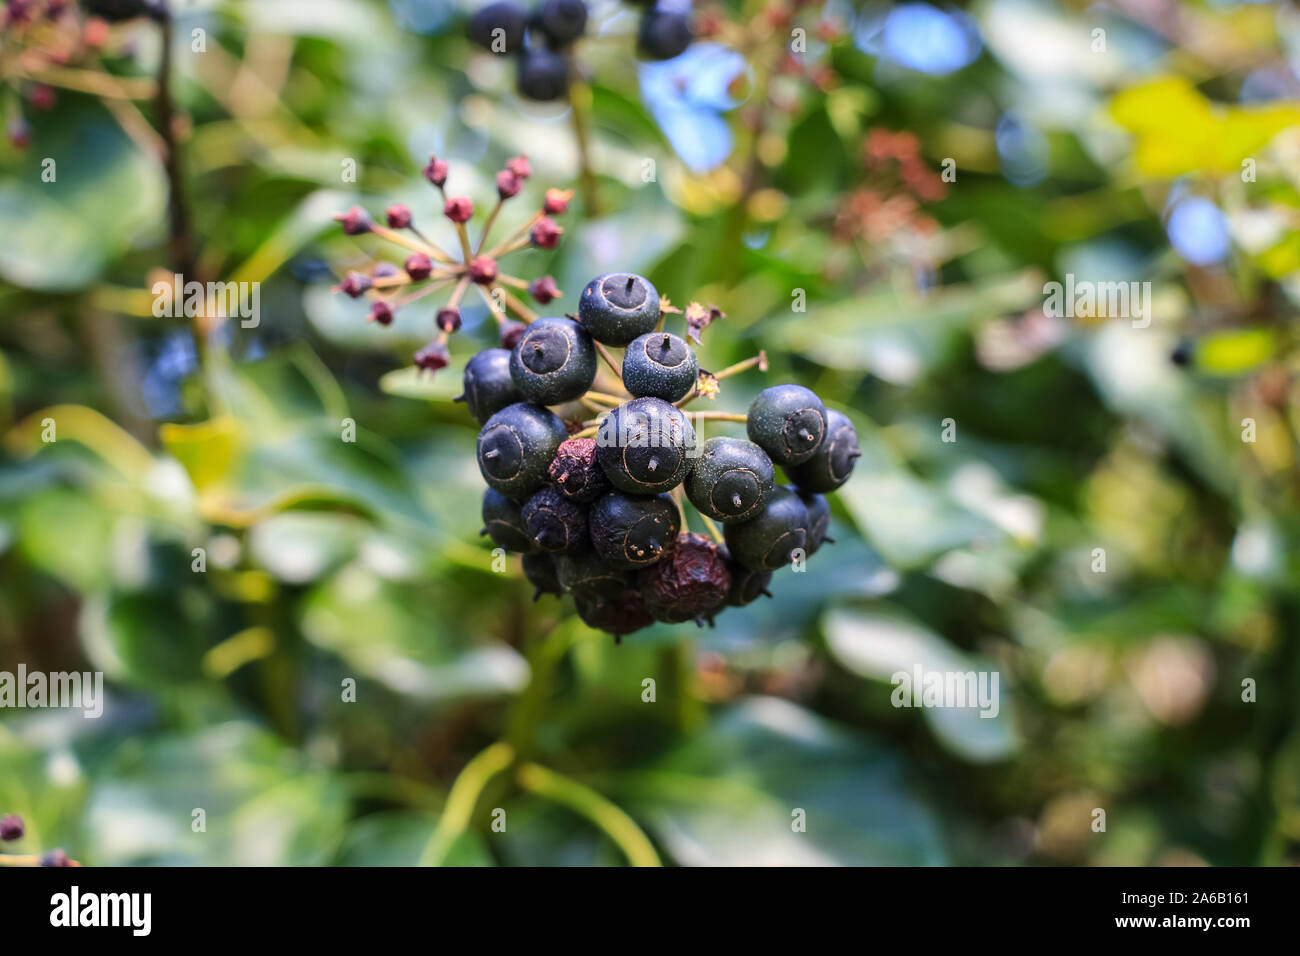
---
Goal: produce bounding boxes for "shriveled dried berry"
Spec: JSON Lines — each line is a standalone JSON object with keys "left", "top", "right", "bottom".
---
{"left": 548, "top": 437, "right": 611, "bottom": 503}
{"left": 638, "top": 533, "right": 730, "bottom": 623}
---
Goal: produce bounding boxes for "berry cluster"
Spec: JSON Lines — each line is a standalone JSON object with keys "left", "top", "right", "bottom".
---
{"left": 466, "top": 271, "right": 860, "bottom": 639}
{"left": 330, "top": 155, "right": 570, "bottom": 371}
{"left": 0, "top": 812, "right": 77, "bottom": 866}
{"left": 468, "top": 0, "right": 694, "bottom": 102}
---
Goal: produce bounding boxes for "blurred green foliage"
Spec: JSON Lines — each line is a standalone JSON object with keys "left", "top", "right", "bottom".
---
{"left": 2, "top": 0, "right": 1299, "bottom": 866}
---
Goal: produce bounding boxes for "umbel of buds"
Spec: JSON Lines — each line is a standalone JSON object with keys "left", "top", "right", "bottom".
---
{"left": 0, "top": 812, "right": 78, "bottom": 867}
{"left": 447, "top": 271, "right": 861, "bottom": 639}
{"left": 330, "top": 155, "right": 571, "bottom": 377}
{"left": 467, "top": 1, "right": 696, "bottom": 103}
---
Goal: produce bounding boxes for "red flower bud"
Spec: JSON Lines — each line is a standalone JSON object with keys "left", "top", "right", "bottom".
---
{"left": 528, "top": 275, "right": 560, "bottom": 304}
{"left": 444, "top": 196, "right": 474, "bottom": 223}
{"left": 386, "top": 204, "right": 413, "bottom": 229}
{"left": 0, "top": 814, "right": 24, "bottom": 841}
{"left": 368, "top": 301, "right": 394, "bottom": 325}
{"left": 500, "top": 320, "right": 526, "bottom": 349}
{"left": 468, "top": 256, "right": 498, "bottom": 285}
{"left": 404, "top": 252, "right": 434, "bottom": 280}
{"left": 335, "top": 272, "right": 373, "bottom": 298}
{"left": 424, "top": 156, "right": 449, "bottom": 187}
{"left": 507, "top": 155, "right": 532, "bottom": 180}
{"left": 530, "top": 217, "right": 562, "bottom": 249}
{"left": 334, "top": 206, "right": 373, "bottom": 236}
{"left": 543, "top": 188, "right": 572, "bottom": 215}
{"left": 437, "top": 307, "right": 463, "bottom": 332}
{"left": 28, "top": 84, "right": 56, "bottom": 111}
{"left": 496, "top": 170, "right": 523, "bottom": 199}
{"left": 414, "top": 340, "right": 450, "bottom": 372}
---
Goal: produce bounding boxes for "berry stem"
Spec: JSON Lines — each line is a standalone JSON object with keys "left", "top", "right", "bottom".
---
{"left": 671, "top": 486, "right": 690, "bottom": 532}
{"left": 688, "top": 412, "right": 748, "bottom": 423}
{"left": 407, "top": 225, "right": 456, "bottom": 262}
{"left": 453, "top": 221, "right": 475, "bottom": 262}
{"left": 476, "top": 198, "right": 504, "bottom": 254}
{"left": 573, "top": 425, "right": 599, "bottom": 439}
{"left": 474, "top": 282, "right": 510, "bottom": 327}
{"left": 484, "top": 211, "right": 542, "bottom": 259}
{"left": 515, "top": 763, "right": 660, "bottom": 867}
{"left": 581, "top": 390, "right": 625, "bottom": 406}
{"left": 713, "top": 350, "right": 769, "bottom": 382}
{"left": 698, "top": 511, "right": 724, "bottom": 545}
{"left": 418, "top": 741, "right": 516, "bottom": 866}
{"left": 391, "top": 277, "right": 456, "bottom": 308}
{"left": 594, "top": 341, "right": 623, "bottom": 382}
{"left": 501, "top": 290, "right": 538, "bottom": 322}
{"left": 568, "top": 80, "right": 600, "bottom": 217}
{"left": 446, "top": 276, "right": 471, "bottom": 310}
{"left": 370, "top": 224, "right": 455, "bottom": 263}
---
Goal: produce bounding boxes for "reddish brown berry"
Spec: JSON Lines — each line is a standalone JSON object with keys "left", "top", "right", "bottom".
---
{"left": 444, "top": 196, "right": 474, "bottom": 223}
{"left": 638, "top": 533, "right": 731, "bottom": 623}
{"left": 368, "top": 301, "right": 394, "bottom": 325}
{"left": 334, "top": 205, "right": 373, "bottom": 235}
{"left": 529, "top": 275, "right": 560, "bottom": 304}
{"left": 424, "top": 156, "right": 449, "bottom": 187}
{"left": 414, "top": 340, "right": 450, "bottom": 372}
{"left": 437, "top": 307, "right": 462, "bottom": 332}
{"left": 530, "top": 217, "right": 562, "bottom": 249}
{"left": 405, "top": 252, "right": 433, "bottom": 280}
{"left": 574, "top": 588, "right": 653, "bottom": 639}
{"left": 548, "top": 437, "right": 611, "bottom": 503}
{"left": 469, "top": 257, "right": 498, "bottom": 285}
{"left": 386, "top": 204, "right": 413, "bottom": 229}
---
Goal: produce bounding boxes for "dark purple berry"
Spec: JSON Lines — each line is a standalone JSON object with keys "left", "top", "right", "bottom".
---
{"left": 638, "top": 7, "right": 692, "bottom": 61}
{"left": 746, "top": 384, "right": 827, "bottom": 467}
{"left": 622, "top": 332, "right": 697, "bottom": 402}
{"left": 481, "top": 488, "right": 537, "bottom": 552}
{"left": 476, "top": 402, "right": 569, "bottom": 499}
{"left": 796, "top": 488, "right": 832, "bottom": 554}
{"left": 723, "top": 485, "right": 809, "bottom": 571}
{"left": 684, "top": 436, "right": 774, "bottom": 522}
{"left": 459, "top": 348, "right": 521, "bottom": 424}
{"left": 785, "top": 409, "right": 859, "bottom": 492}
{"left": 574, "top": 587, "right": 653, "bottom": 638}
{"left": 537, "top": 0, "right": 588, "bottom": 46}
{"left": 40, "top": 849, "right": 72, "bottom": 867}
{"left": 508, "top": 316, "right": 597, "bottom": 405}
{"left": 468, "top": 1, "right": 527, "bottom": 53}
{"left": 595, "top": 397, "right": 696, "bottom": 494}
{"left": 521, "top": 485, "right": 589, "bottom": 553}
{"left": 589, "top": 491, "right": 680, "bottom": 569}
{"left": 523, "top": 552, "right": 563, "bottom": 600}
{"left": 517, "top": 45, "right": 570, "bottom": 102}
{"left": 555, "top": 551, "right": 627, "bottom": 598}
{"left": 578, "top": 272, "right": 661, "bottom": 346}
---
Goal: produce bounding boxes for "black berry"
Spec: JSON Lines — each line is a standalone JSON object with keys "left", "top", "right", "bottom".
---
{"left": 637, "top": 7, "right": 692, "bottom": 61}
{"left": 509, "top": 316, "right": 597, "bottom": 405}
{"left": 476, "top": 402, "right": 569, "bottom": 499}
{"left": 785, "top": 409, "right": 860, "bottom": 492}
{"left": 595, "top": 397, "right": 696, "bottom": 494}
{"left": 638, "top": 532, "right": 730, "bottom": 623}
{"left": 481, "top": 488, "right": 537, "bottom": 552}
{"left": 746, "top": 384, "right": 827, "bottom": 467}
{"left": 521, "top": 485, "right": 589, "bottom": 553}
{"left": 724, "top": 557, "right": 773, "bottom": 607}
{"left": 622, "top": 332, "right": 698, "bottom": 402}
{"left": 458, "top": 348, "right": 521, "bottom": 424}
{"left": 684, "top": 436, "right": 774, "bottom": 522}
{"left": 517, "top": 45, "right": 570, "bottom": 101}
{"left": 522, "top": 552, "right": 563, "bottom": 601}
{"left": 578, "top": 273, "right": 661, "bottom": 345}
{"left": 468, "top": 1, "right": 527, "bottom": 53}
{"left": 574, "top": 588, "right": 653, "bottom": 639}
{"left": 555, "top": 551, "right": 627, "bottom": 598}
{"left": 548, "top": 437, "right": 611, "bottom": 503}
{"left": 537, "top": 0, "right": 588, "bottom": 45}
{"left": 723, "top": 485, "right": 809, "bottom": 571}
{"left": 797, "top": 488, "right": 832, "bottom": 555}
{"left": 589, "top": 491, "right": 680, "bottom": 569}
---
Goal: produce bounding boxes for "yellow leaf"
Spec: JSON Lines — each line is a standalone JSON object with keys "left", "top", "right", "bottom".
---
{"left": 159, "top": 416, "right": 244, "bottom": 493}
{"left": 1110, "top": 76, "right": 1300, "bottom": 177}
